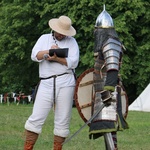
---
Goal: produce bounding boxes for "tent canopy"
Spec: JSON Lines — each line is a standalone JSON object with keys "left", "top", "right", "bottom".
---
{"left": 129, "top": 84, "right": 150, "bottom": 112}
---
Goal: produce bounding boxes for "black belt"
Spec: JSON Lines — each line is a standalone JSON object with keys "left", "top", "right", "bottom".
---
{"left": 40, "top": 72, "right": 69, "bottom": 103}
{"left": 40, "top": 72, "right": 68, "bottom": 80}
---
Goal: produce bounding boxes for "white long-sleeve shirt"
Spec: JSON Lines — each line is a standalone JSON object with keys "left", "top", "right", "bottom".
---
{"left": 31, "top": 33, "right": 79, "bottom": 87}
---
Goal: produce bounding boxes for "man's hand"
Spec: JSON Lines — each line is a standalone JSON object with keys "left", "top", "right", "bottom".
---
{"left": 51, "top": 45, "right": 59, "bottom": 49}
{"left": 48, "top": 53, "right": 58, "bottom": 61}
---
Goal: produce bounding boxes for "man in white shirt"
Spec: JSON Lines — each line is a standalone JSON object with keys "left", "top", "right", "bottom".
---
{"left": 24, "top": 15, "right": 79, "bottom": 150}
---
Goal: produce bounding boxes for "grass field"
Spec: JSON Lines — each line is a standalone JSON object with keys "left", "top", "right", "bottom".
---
{"left": 0, "top": 103, "right": 150, "bottom": 150}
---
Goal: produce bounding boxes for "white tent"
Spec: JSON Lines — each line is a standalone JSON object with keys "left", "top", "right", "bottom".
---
{"left": 129, "top": 83, "right": 150, "bottom": 112}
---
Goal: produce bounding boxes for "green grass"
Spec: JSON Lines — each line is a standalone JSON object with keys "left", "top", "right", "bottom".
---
{"left": 0, "top": 103, "right": 150, "bottom": 150}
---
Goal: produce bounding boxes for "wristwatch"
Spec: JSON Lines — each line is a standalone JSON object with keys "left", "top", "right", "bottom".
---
{"left": 43, "top": 54, "right": 49, "bottom": 59}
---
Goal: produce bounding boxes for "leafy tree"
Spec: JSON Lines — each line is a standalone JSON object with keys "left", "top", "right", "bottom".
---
{"left": 0, "top": 1, "right": 40, "bottom": 94}
{"left": 0, "top": 0, "right": 149, "bottom": 103}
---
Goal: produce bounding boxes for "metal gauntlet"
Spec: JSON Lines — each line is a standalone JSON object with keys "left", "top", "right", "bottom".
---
{"left": 101, "top": 89, "right": 117, "bottom": 105}
{"left": 101, "top": 90, "right": 112, "bottom": 104}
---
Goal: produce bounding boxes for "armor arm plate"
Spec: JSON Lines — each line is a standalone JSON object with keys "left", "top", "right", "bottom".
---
{"left": 103, "top": 38, "right": 122, "bottom": 71}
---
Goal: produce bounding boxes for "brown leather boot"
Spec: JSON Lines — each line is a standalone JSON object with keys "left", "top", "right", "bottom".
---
{"left": 24, "top": 130, "right": 39, "bottom": 150}
{"left": 53, "top": 135, "right": 65, "bottom": 150}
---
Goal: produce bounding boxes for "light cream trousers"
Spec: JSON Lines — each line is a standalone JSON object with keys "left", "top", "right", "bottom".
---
{"left": 25, "top": 79, "right": 74, "bottom": 137}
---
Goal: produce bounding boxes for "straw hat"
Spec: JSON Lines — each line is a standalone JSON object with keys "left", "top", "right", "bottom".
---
{"left": 49, "top": 16, "right": 76, "bottom": 36}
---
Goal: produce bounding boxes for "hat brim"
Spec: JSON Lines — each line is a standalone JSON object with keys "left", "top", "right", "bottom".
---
{"left": 49, "top": 19, "right": 76, "bottom": 36}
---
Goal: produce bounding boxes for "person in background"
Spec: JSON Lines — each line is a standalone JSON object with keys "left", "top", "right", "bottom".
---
{"left": 0, "top": 94, "right": 3, "bottom": 103}
{"left": 24, "top": 15, "right": 79, "bottom": 150}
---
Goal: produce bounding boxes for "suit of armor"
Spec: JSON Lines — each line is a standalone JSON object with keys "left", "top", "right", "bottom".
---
{"left": 89, "top": 5, "right": 128, "bottom": 149}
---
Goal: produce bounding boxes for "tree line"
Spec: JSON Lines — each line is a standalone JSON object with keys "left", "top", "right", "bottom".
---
{"left": 0, "top": 0, "right": 149, "bottom": 103}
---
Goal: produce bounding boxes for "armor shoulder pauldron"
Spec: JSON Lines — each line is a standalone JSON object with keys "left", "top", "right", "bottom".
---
{"left": 102, "top": 38, "right": 122, "bottom": 71}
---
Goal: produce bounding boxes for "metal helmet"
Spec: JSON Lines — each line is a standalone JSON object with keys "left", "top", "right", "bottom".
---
{"left": 95, "top": 4, "right": 114, "bottom": 28}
